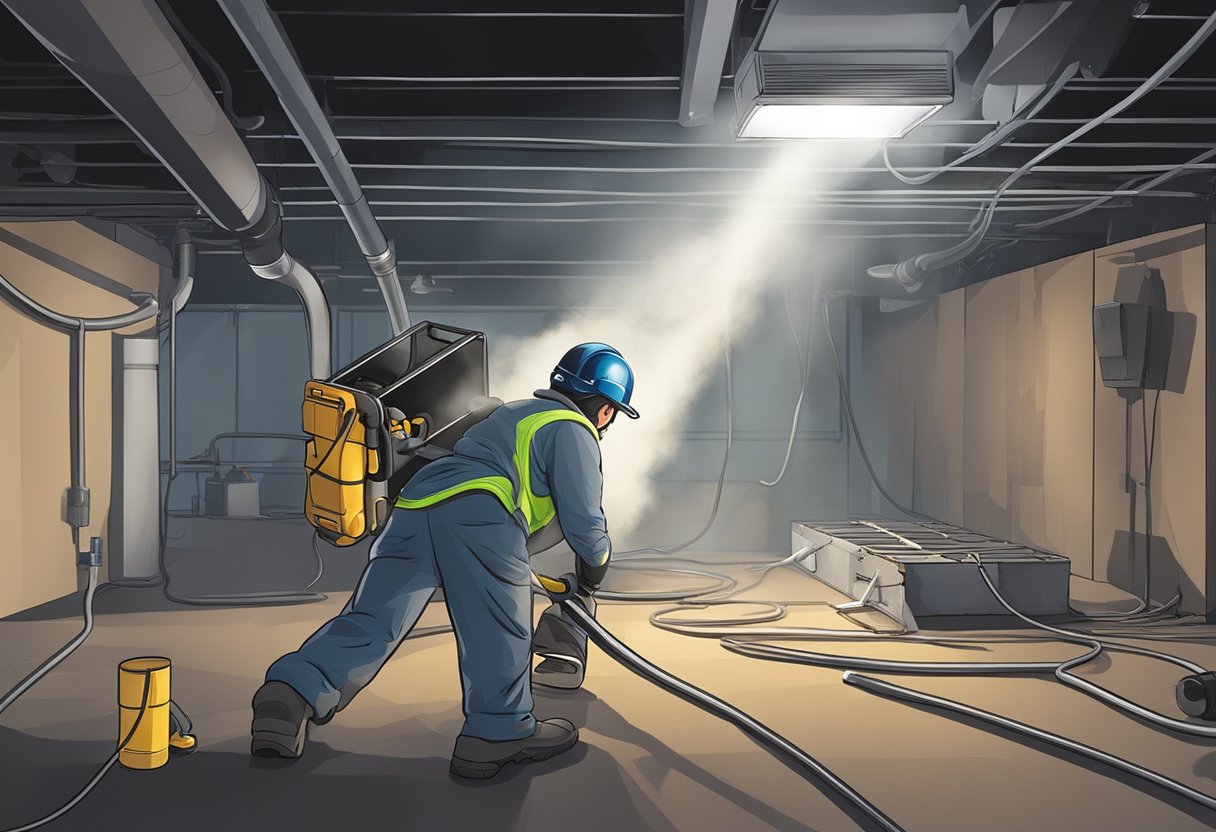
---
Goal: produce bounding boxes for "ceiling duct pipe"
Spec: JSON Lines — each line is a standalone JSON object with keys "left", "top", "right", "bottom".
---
{"left": 217, "top": 0, "right": 412, "bottom": 335}
{"left": 2, "top": 0, "right": 331, "bottom": 378}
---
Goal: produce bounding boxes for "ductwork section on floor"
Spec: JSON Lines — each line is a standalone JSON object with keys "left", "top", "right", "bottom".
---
{"left": 2, "top": 0, "right": 331, "bottom": 377}
{"left": 217, "top": 0, "right": 412, "bottom": 336}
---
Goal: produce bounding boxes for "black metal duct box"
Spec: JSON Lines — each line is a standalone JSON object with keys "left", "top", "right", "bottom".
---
{"left": 329, "top": 321, "right": 489, "bottom": 496}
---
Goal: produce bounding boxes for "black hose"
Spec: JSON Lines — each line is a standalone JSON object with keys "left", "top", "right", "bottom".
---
{"left": 2, "top": 671, "right": 152, "bottom": 832}
{"left": 558, "top": 597, "right": 905, "bottom": 832}
{"left": 844, "top": 672, "right": 1216, "bottom": 815}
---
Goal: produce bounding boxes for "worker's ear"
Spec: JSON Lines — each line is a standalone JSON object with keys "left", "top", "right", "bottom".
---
{"left": 596, "top": 403, "right": 616, "bottom": 429}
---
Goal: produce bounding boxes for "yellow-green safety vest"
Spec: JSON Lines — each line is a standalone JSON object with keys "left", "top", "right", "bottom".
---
{"left": 395, "top": 408, "right": 599, "bottom": 534}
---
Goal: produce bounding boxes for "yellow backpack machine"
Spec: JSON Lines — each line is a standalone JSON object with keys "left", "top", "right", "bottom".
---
{"left": 301, "top": 321, "right": 497, "bottom": 546}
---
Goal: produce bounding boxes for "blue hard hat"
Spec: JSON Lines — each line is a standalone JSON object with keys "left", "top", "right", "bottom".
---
{"left": 551, "top": 343, "right": 639, "bottom": 419}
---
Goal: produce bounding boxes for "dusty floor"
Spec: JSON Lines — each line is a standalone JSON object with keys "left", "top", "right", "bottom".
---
{"left": 3, "top": 538, "right": 1216, "bottom": 832}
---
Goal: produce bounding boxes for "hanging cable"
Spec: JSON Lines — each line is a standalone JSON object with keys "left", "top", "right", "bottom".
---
{"left": 1144, "top": 389, "right": 1163, "bottom": 607}
{"left": 869, "top": 11, "right": 1216, "bottom": 290}
{"left": 882, "top": 62, "right": 1081, "bottom": 187}
{"left": 760, "top": 288, "right": 816, "bottom": 488}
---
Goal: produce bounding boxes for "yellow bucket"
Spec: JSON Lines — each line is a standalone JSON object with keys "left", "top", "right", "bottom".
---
{"left": 118, "top": 657, "right": 171, "bottom": 771}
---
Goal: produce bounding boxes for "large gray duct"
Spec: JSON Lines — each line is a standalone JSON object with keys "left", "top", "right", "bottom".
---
{"left": 2, "top": 0, "right": 331, "bottom": 377}
{"left": 217, "top": 0, "right": 412, "bottom": 335}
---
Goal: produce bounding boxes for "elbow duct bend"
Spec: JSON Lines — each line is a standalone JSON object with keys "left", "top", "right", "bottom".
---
{"left": 249, "top": 252, "right": 331, "bottom": 379}
{"left": 216, "top": 0, "right": 411, "bottom": 335}
{"left": 170, "top": 236, "right": 196, "bottom": 317}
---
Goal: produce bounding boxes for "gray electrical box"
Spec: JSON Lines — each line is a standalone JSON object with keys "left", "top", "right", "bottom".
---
{"left": 205, "top": 477, "right": 260, "bottom": 517}
{"left": 1094, "top": 301, "right": 1151, "bottom": 388}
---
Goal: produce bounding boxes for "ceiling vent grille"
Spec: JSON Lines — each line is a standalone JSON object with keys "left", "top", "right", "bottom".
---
{"left": 756, "top": 51, "right": 954, "bottom": 104}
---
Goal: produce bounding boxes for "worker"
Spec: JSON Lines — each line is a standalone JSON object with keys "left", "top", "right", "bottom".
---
{"left": 250, "top": 343, "right": 638, "bottom": 779}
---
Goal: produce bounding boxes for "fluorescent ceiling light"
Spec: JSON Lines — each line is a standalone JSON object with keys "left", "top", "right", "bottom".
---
{"left": 738, "top": 103, "right": 941, "bottom": 140}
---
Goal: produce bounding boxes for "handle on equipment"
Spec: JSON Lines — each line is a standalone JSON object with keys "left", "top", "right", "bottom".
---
{"left": 534, "top": 572, "right": 572, "bottom": 598}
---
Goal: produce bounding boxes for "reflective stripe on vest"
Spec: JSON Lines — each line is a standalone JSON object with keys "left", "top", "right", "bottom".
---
{"left": 394, "top": 408, "right": 598, "bottom": 532}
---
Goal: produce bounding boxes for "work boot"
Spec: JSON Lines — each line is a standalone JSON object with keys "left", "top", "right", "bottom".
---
{"left": 533, "top": 656, "right": 585, "bottom": 691}
{"left": 250, "top": 681, "right": 314, "bottom": 759}
{"left": 449, "top": 718, "right": 579, "bottom": 779}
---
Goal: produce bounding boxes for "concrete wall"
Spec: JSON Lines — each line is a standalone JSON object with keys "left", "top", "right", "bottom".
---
{"left": 855, "top": 225, "right": 1213, "bottom": 614}
{"left": 0, "top": 222, "right": 160, "bottom": 618}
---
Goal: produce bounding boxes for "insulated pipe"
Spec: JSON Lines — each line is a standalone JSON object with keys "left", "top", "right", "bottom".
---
{"left": 2, "top": 0, "right": 331, "bottom": 378}
{"left": 217, "top": 0, "right": 411, "bottom": 335}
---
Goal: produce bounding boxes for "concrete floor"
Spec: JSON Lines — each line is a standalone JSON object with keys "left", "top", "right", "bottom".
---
{"left": 3, "top": 534, "right": 1216, "bottom": 832}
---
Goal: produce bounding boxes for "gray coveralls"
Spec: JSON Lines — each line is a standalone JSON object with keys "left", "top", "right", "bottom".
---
{"left": 265, "top": 389, "right": 610, "bottom": 742}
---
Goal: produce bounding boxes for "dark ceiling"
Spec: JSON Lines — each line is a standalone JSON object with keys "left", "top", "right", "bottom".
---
{"left": 2, "top": 0, "right": 1216, "bottom": 306}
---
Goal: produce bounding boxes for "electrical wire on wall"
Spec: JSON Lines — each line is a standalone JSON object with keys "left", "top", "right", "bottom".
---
{"left": 0, "top": 271, "right": 157, "bottom": 717}
{"left": 758, "top": 285, "right": 819, "bottom": 488}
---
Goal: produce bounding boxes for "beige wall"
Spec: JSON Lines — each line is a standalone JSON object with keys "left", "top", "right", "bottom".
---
{"left": 963, "top": 253, "right": 1095, "bottom": 576}
{"left": 855, "top": 293, "right": 965, "bottom": 525}
{"left": 0, "top": 222, "right": 159, "bottom": 618}
{"left": 857, "top": 227, "right": 1213, "bottom": 612}
{"left": 1093, "top": 226, "right": 1207, "bottom": 611}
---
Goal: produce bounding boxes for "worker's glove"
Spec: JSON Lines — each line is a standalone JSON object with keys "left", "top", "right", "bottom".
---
{"left": 545, "top": 572, "right": 584, "bottom": 604}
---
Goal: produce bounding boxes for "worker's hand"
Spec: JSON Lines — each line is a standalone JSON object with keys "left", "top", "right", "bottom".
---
{"left": 542, "top": 572, "right": 580, "bottom": 603}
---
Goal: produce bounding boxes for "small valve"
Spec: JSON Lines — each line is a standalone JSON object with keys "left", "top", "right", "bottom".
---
{"left": 1176, "top": 671, "right": 1216, "bottom": 720}
{"left": 77, "top": 536, "right": 103, "bottom": 568}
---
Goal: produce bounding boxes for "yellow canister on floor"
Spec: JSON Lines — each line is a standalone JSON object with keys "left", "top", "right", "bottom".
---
{"left": 118, "top": 657, "right": 172, "bottom": 770}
